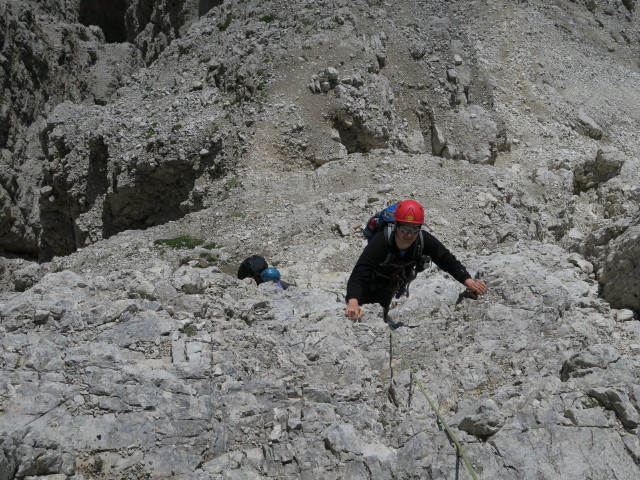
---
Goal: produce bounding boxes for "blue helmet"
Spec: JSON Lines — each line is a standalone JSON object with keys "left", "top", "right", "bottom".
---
{"left": 260, "top": 267, "right": 281, "bottom": 282}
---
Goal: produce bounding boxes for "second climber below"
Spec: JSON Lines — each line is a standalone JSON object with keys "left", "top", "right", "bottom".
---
{"left": 344, "top": 199, "right": 487, "bottom": 323}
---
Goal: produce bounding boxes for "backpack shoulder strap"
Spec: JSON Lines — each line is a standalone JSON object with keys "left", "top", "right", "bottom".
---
{"left": 383, "top": 223, "right": 394, "bottom": 246}
{"left": 416, "top": 229, "right": 424, "bottom": 258}
{"left": 378, "top": 223, "right": 395, "bottom": 266}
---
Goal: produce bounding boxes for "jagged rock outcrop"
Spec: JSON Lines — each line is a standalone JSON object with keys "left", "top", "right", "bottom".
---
{"left": 598, "top": 218, "right": 640, "bottom": 311}
{"left": 1, "top": 242, "right": 639, "bottom": 479}
{"left": 38, "top": 98, "right": 228, "bottom": 259}
{"left": 576, "top": 109, "right": 605, "bottom": 140}
{"left": 0, "top": 0, "right": 223, "bottom": 257}
{"left": 573, "top": 147, "right": 625, "bottom": 193}
{"left": 1, "top": 0, "right": 640, "bottom": 478}
{"left": 2, "top": 0, "right": 514, "bottom": 258}
{"left": 0, "top": 0, "right": 143, "bottom": 254}
{"left": 571, "top": 152, "right": 640, "bottom": 311}
{"left": 457, "top": 398, "right": 505, "bottom": 437}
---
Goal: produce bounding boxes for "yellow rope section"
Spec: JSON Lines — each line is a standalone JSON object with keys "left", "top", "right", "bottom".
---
{"left": 388, "top": 327, "right": 479, "bottom": 480}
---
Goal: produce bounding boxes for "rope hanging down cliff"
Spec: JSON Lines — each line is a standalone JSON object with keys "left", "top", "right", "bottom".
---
{"left": 388, "top": 326, "right": 479, "bottom": 480}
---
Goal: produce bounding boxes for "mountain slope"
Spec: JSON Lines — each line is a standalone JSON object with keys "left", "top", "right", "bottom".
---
{"left": 1, "top": 0, "right": 640, "bottom": 478}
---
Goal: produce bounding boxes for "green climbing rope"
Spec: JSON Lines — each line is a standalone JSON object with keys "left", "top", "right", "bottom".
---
{"left": 388, "top": 327, "right": 479, "bottom": 480}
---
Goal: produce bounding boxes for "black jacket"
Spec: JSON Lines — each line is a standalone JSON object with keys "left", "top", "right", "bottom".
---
{"left": 346, "top": 228, "right": 471, "bottom": 303}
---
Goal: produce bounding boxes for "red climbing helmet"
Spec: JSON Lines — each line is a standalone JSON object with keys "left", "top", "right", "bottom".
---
{"left": 394, "top": 200, "right": 424, "bottom": 225}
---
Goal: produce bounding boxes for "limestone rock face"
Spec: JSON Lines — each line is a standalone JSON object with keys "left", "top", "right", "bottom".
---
{"left": 1, "top": 243, "right": 640, "bottom": 479}
{"left": 0, "top": 0, "right": 143, "bottom": 254}
{"left": 573, "top": 147, "right": 625, "bottom": 193}
{"left": 1, "top": 0, "right": 513, "bottom": 258}
{"left": 457, "top": 398, "right": 505, "bottom": 437}
{"left": 38, "top": 99, "right": 227, "bottom": 259}
{"left": 599, "top": 220, "right": 640, "bottom": 311}
{"left": 1, "top": 0, "right": 640, "bottom": 478}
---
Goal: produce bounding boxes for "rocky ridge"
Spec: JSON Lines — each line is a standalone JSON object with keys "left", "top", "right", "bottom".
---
{"left": 1, "top": 0, "right": 640, "bottom": 479}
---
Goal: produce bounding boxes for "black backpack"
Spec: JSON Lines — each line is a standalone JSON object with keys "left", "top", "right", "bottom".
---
{"left": 237, "top": 255, "right": 268, "bottom": 280}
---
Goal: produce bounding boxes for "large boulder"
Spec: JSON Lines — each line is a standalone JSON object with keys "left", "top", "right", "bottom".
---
{"left": 599, "top": 220, "right": 640, "bottom": 311}
{"left": 574, "top": 147, "right": 625, "bottom": 193}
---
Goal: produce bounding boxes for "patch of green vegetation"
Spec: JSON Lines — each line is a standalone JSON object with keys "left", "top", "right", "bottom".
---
{"left": 199, "top": 251, "right": 218, "bottom": 263}
{"left": 91, "top": 455, "right": 104, "bottom": 475}
{"left": 144, "top": 123, "right": 158, "bottom": 139}
{"left": 279, "top": 228, "right": 302, "bottom": 243}
{"left": 259, "top": 14, "right": 277, "bottom": 23}
{"left": 584, "top": 398, "right": 604, "bottom": 409}
{"left": 226, "top": 177, "right": 240, "bottom": 188}
{"left": 199, "top": 57, "right": 211, "bottom": 63}
{"left": 171, "top": 124, "right": 182, "bottom": 132}
{"left": 218, "top": 13, "right": 233, "bottom": 31}
{"left": 183, "top": 324, "right": 198, "bottom": 337}
{"left": 596, "top": 19, "right": 604, "bottom": 28}
{"left": 230, "top": 212, "right": 246, "bottom": 219}
{"left": 203, "top": 242, "right": 217, "bottom": 250}
{"left": 154, "top": 235, "right": 205, "bottom": 249}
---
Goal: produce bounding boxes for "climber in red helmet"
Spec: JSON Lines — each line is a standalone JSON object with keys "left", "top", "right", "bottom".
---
{"left": 345, "top": 199, "right": 487, "bottom": 324}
